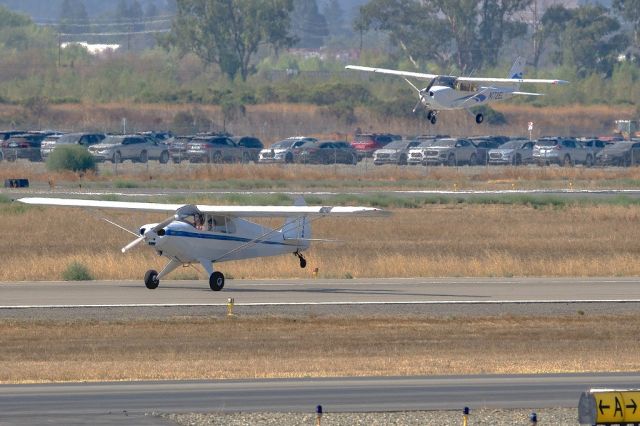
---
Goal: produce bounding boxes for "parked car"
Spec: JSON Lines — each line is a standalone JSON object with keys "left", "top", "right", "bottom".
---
{"left": 470, "top": 137, "right": 508, "bottom": 165}
{"left": 350, "top": 133, "right": 398, "bottom": 160}
{"left": 578, "top": 138, "right": 610, "bottom": 156}
{"left": 406, "top": 139, "right": 438, "bottom": 165}
{"left": 533, "top": 137, "right": 594, "bottom": 167}
{"left": 232, "top": 136, "right": 264, "bottom": 163}
{"left": 168, "top": 136, "right": 193, "bottom": 163}
{"left": 595, "top": 141, "right": 640, "bottom": 167}
{"left": 373, "top": 139, "right": 423, "bottom": 165}
{"left": 40, "top": 132, "right": 106, "bottom": 160}
{"left": 424, "top": 138, "right": 478, "bottom": 166}
{"left": 186, "top": 135, "right": 247, "bottom": 163}
{"left": 1, "top": 132, "right": 54, "bottom": 162}
{"left": 488, "top": 139, "right": 535, "bottom": 165}
{"left": 88, "top": 134, "right": 170, "bottom": 163}
{"left": 258, "top": 137, "right": 317, "bottom": 163}
{"left": 295, "top": 140, "right": 358, "bottom": 164}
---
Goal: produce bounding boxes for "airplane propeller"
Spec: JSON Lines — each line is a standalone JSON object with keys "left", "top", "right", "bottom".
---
{"left": 121, "top": 215, "right": 178, "bottom": 253}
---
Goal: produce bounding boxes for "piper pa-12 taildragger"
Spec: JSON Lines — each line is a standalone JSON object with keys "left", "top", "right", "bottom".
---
{"left": 18, "top": 197, "right": 388, "bottom": 291}
{"left": 346, "top": 57, "right": 568, "bottom": 125}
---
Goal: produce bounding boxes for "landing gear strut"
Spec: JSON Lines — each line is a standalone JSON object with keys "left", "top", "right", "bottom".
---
{"left": 294, "top": 251, "right": 307, "bottom": 268}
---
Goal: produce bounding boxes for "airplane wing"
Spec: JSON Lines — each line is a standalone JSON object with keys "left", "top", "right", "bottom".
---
{"left": 17, "top": 197, "right": 389, "bottom": 218}
{"left": 346, "top": 65, "right": 568, "bottom": 85}
{"left": 345, "top": 65, "right": 437, "bottom": 81}
{"left": 458, "top": 77, "right": 569, "bottom": 85}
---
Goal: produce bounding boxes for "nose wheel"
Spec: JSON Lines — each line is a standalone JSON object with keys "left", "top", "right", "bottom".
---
{"left": 294, "top": 251, "right": 307, "bottom": 268}
{"left": 144, "top": 269, "right": 159, "bottom": 290}
{"left": 427, "top": 110, "right": 437, "bottom": 124}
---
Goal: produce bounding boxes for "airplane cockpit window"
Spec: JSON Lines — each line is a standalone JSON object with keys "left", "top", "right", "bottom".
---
{"left": 433, "top": 76, "right": 456, "bottom": 88}
{"left": 456, "top": 81, "right": 478, "bottom": 92}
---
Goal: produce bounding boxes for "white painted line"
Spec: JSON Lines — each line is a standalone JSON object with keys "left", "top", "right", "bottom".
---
{"left": 2, "top": 299, "right": 640, "bottom": 309}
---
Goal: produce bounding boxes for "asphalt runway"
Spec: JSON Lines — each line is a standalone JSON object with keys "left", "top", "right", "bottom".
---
{"left": 2, "top": 277, "right": 640, "bottom": 319}
{"left": 1, "top": 373, "right": 638, "bottom": 424}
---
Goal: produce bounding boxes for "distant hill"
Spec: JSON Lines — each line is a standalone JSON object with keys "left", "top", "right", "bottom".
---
{"left": 0, "top": 0, "right": 171, "bottom": 21}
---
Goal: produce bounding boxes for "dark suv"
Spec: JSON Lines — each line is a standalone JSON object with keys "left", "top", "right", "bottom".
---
{"left": 350, "top": 133, "right": 398, "bottom": 160}
{"left": 186, "top": 135, "right": 246, "bottom": 163}
{"left": 232, "top": 136, "right": 264, "bottom": 163}
{"left": 2, "top": 132, "right": 53, "bottom": 162}
{"left": 295, "top": 140, "right": 358, "bottom": 164}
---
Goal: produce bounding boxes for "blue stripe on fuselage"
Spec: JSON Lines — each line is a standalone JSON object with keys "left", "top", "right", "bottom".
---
{"left": 165, "top": 229, "right": 291, "bottom": 246}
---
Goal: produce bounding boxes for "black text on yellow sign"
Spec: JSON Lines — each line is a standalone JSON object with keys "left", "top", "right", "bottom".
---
{"left": 578, "top": 391, "right": 640, "bottom": 425}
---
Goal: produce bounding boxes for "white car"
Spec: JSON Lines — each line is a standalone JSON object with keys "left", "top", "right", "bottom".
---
{"left": 258, "top": 137, "right": 317, "bottom": 164}
{"left": 373, "top": 139, "right": 422, "bottom": 165}
{"left": 406, "top": 140, "right": 438, "bottom": 165}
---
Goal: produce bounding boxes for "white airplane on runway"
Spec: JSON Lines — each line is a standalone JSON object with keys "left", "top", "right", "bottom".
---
{"left": 346, "top": 57, "right": 568, "bottom": 125}
{"left": 18, "top": 197, "right": 387, "bottom": 291}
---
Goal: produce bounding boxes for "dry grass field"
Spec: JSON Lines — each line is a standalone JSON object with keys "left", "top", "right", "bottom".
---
{"left": 2, "top": 314, "right": 639, "bottom": 383}
{"left": 0, "top": 202, "right": 640, "bottom": 280}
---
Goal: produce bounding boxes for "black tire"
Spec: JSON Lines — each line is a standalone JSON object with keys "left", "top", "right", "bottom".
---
{"left": 242, "top": 152, "right": 251, "bottom": 164}
{"left": 139, "top": 151, "right": 148, "bottom": 163}
{"left": 399, "top": 154, "right": 407, "bottom": 165}
{"left": 562, "top": 155, "right": 572, "bottom": 167}
{"left": 285, "top": 152, "right": 293, "bottom": 164}
{"left": 585, "top": 154, "right": 594, "bottom": 168}
{"left": 513, "top": 154, "right": 521, "bottom": 166}
{"left": 468, "top": 153, "right": 477, "bottom": 166}
{"left": 159, "top": 151, "right": 169, "bottom": 164}
{"left": 209, "top": 271, "right": 225, "bottom": 291}
{"left": 113, "top": 152, "right": 122, "bottom": 163}
{"left": 144, "top": 270, "right": 159, "bottom": 290}
{"left": 475, "top": 113, "right": 484, "bottom": 124}
{"left": 212, "top": 151, "right": 222, "bottom": 163}
{"left": 350, "top": 154, "right": 358, "bottom": 165}
{"left": 447, "top": 154, "right": 456, "bottom": 167}
{"left": 430, "top": 115, "right": 437, "bottom": 125}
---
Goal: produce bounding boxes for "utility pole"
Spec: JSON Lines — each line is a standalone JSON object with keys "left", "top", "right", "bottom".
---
{"left": 58, "top": 31, "right": 61, "bottom": 68}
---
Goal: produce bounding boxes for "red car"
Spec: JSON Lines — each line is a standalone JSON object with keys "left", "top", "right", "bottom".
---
{"left": 350, "top": 133, "right": 398, "bottom": 160}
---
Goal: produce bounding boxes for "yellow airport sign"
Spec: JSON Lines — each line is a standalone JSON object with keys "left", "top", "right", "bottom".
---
{"left": 579, "top": 390, "right": 640, "bottom": 425}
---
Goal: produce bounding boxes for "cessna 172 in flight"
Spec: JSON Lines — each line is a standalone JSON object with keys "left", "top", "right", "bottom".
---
{"left": 346, "top": 57, "right": 568, "bottom": 125}
{"left": 18, "top": 197, "right": 387, "bottom": 291}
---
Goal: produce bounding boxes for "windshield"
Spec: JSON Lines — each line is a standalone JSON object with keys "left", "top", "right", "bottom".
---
{"left": 57, "top": 134, "right": 80, "bottom": 144}
{"left": 500, "top": 140, "right": 525, "bottom": 149}
{"left": 432, "top": 139, "right": 457, "bottom": 148}
{"left": 271, "top": 140, "right": 296, "bottom": 149}
{"left": 384, "top": 140, "right": 409, "bottom": 150}
{"left": 536, "top": 140, "right": 558, "bottom": 147}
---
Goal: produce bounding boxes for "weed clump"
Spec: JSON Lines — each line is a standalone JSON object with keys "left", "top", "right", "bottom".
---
{"left": 62, "top": 262, "right": 93, "bottom": 281}
{"left": 47, "top": 145, "right": 96, "bottom": 173}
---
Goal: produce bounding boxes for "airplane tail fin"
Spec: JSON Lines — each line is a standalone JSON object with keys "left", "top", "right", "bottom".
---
{"left": 282, "top": 196, "right": 311, "bottom": 250}
{"left": 507, "top": 57, "right": 526, "bottom": 90}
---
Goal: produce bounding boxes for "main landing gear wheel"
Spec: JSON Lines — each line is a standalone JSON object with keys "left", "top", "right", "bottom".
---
{"left": 427, "top": 110, "right": 437, "bottom": 125}
{"left": 475, "top": 113, "right": 484, "bottom": 124}
{"left": 144, "top": 269, "right": 159, "bottom": 290}
{"left": 209, "top": 271, "right": 225, "bottom": 291}
{"left": 294, "top": 251, "right": 307, "bottom": 268}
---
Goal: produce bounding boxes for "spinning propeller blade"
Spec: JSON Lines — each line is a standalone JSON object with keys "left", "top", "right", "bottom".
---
{"left": 122, "top": 236, "right": 145, "bottom": 253}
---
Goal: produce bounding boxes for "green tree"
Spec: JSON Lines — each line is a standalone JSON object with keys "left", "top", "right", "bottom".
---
{"left": 541, "top": 5, "right": 625, "bottom": 77}
{"left": 322, "top": 0, "right": 346, "bottom": 38}
{"left": 58, "top": 0, "right": 89, "bottom": 36}
{"left": 168, "top": 0, "right": 296, "bottom": 81}
{"left": 613, "top": 0, "right": 640, "bottom": 49}
{"left": 291, "top": 0, "right": 328, "bottom": 48}
{"left": 356, "top": 0, "right": 530, "bottom": 72}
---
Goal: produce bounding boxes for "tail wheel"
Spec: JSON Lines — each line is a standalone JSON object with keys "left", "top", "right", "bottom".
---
{"left": 144, "top": 270, "right": 159, "bottom": 290}
{"left": 209, "top": 271, "right": 225, "bottom": 291}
